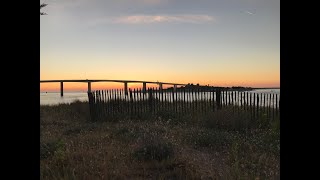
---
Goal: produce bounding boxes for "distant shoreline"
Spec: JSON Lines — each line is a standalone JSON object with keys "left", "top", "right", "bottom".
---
{"left": 252, "top": 87, "right": 280, "bottom": 89}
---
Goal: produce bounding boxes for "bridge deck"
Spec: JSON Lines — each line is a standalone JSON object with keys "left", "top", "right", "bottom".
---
{"left": 40, "top": 79, "right": 187, "bottom": 86}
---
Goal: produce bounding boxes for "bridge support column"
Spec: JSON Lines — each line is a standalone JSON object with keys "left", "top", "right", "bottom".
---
{"left": 142, "top": 82, "right": 147, "bottom": 93}
{"left": 124, "top": 82, "right": 128, "bottom": 95}
{"left": 60, "top": 82, "right": 63, "bottom": 97}
{"left": 88, "top": 82, "right": 91, "bottom": 93}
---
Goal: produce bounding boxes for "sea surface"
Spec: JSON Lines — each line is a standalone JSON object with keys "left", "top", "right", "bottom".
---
{"left": 40, "top": 89, "right": 280, "bottom": 105}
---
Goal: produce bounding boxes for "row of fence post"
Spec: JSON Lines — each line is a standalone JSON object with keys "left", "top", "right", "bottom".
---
{"left": 88, "top": 88, "right": 280, "bottom": 122}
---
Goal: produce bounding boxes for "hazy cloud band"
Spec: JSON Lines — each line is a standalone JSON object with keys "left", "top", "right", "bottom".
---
{"left": 112, "top": 15, "right": 214, "bottom": 24}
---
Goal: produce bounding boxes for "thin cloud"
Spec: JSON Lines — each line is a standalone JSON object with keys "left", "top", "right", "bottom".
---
{"left": 244, "top": 11, "right": 255, "bottom": 15}
{"left": 141, "top": 0, "right": 166, "bottom": 4}
{"left": 112, "top": 14, "right": 215, "bottom": 24}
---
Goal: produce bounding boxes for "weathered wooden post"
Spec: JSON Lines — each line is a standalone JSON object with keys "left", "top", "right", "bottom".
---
{"left": 142, "top": 82, "right": 147, "bottom": 93}
{"left": 129, "top": 89, "right": 133, "bottom": 118}
{"left": 88, "top": 91, "right": 94, "bottom": 121}
{"left": 257, "top": 93, "right": 260, "bottom": 119}
{"left": 275, "top": 94, "right": 278, "bottom": 116}
{"left": 174, "top": 84, "right": 177, "bottom": 92}
{"left": 148, "top": 88, "right": 153, "bottom": 114}
{"left": 212, "top": 89, "right": 215, "bottom": 112}
{"left": 159, "top": 83, "right": 163, "bottom": 92}
{"left": 88, "top": 81, "right": 91, "bottom": 93}
{"left": 124, "top": 82, "right": 128, "bottom": 95}
{"left": 216, "top": 89, "right": 221, "bottom": 110}
{"left": 60, "top": 82, "right": 63, "bottom": 97}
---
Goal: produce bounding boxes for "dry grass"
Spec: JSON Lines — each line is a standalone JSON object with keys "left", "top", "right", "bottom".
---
{"left": 40, "top": 101, "right": 280, "bottom": 179}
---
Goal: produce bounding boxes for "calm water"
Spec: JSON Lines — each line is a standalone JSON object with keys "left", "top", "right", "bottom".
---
{"left": 40, "top": 92, "right": 88, "bottom": 105}
{"left": 40, "top": 89, "right": 280, "bottom": 105}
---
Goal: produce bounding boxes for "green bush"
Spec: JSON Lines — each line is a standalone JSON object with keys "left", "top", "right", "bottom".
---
{"left": 133, "top": 141, "right": 174, "bottom": 162}
{"left": 185, "top": 129, "right": 232, "bottom": 149}
{"left": 40, "top": 139, "right": 65, "bottom": 160}
{"left": 70, "top": 100, "right": 90, "bottom": 121}
{"left": 204, "top": 106, "right": 277, "bottom": 131}
{"left": 113, "top": 126, "right": 144, "bottom": 142}
{"left": 133, "top": 133, "right": 174, "bottom": 162}
{"left": 63, "top": 127, "right": 82, "bottom": 136}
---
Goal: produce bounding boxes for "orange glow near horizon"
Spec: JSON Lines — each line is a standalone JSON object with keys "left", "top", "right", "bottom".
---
{"left": 40, "top": 55, "right": 280, "bottom": 91}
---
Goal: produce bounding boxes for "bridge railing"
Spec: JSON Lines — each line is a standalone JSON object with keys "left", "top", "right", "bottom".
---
{"left": 40, "top": 79, "right": 188, "bottom": 96}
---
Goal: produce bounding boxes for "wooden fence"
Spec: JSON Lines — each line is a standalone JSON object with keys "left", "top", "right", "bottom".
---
{"left": 88, "top": 88, "right": 280, "bottom": 123}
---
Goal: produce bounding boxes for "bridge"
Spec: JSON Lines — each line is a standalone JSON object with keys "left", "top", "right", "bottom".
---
{"left": 40, "top": 79, "right": 189, "bottom": 96}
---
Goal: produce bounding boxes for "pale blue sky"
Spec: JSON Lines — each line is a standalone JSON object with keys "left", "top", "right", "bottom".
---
{"left": 40, "top": 0, "right": 280, "bottom": 89}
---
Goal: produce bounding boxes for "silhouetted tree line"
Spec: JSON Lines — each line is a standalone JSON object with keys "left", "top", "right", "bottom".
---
{"left": 164, "top": 84, "right": 252, "bottom": 91}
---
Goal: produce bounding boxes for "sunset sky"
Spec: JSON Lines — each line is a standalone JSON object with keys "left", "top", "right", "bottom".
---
{"left": 40, "top": 0, "right": 279, "bottom": 91}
